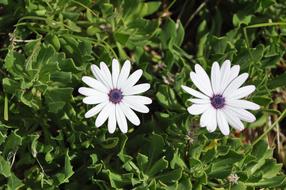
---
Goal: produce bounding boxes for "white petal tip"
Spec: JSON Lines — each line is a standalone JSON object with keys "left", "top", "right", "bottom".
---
{"left": 78, "top": 87, "right": 84, "bottom": 95}
{"left": 144, "top": 108, "right": 150, "bottom": 113}
{"left": 187, "top": 107, "right": 196, "bottom": 115}
{"left": 146, "top": 84, "right": 151, "bottom": 90}
{"left": 82, "top": 76, "right": 88, "bottom": 81}
{"left": 194, "top": 64, "right": 200, "bottom": 70}
{"left": 84, "top": 114, "right": 90, "bottom": 119}
{"left": 145, "top": 98, "right": 152, "bottom": 105}
{"left": 249, "top": 117, "right": 256, "bottom": 123}
{"left": 222, "top": 132, "right": 229, "bottom": 136}
{"left": 95, "top": 122, "right": 102, "bottom": 128}
{"left": 232, "top": 65, "right": 239, "bottom": 69}
{"left": 100, "top": 61, "right": 105, "bottom": 66}
{"left": 237, "top": 127, "right": 245, "bottom": 132}
{"left": 220, "top": 128, "right": 230, "bottom": 135}
{"left": 124, "top": 60, "right": 131, "bottom": 65}
{"left": 252, "top": 104, "right": 260, "bottom": 110}
{"left": 207, "top": 128, "right": 216, "bottom": 133}
{"left": 121, "top": 129, "right": 128, "bottom": 133}
{"left": 200, "top": 122, "right": 206, "bottom": 128}
{"left": 108, "top": 129, "right": 116, "bottom": 134}
{"left": 181, "top": 85, "right": 187, "bottom": 90}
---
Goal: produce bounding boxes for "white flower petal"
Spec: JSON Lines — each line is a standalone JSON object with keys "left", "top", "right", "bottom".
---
{"left": 108, "top": 105, "right": 116, "bottom": 133}
{"left": 226, "top": 65, "right": 240, "bottom": 86}
{"left": 116, "top": 105, "right": 128, "bottom": 133}
{"left": 219, "top": 60, "right": 231, "bottom": 92}
{"left": 123, "top": 83, "right": 150, "bottom": 95}
{"left": 194, "top": 64, "right": 213, "bottom": 95}
{"left": 123, "top": 97, "right": 149, "bottom": 113}
{"left": 226, "top": 99, "right": 260, "bottom": 110}
{"left": 190, "top": 65, "right": 213, "bottom": 96}
{"left": 112, "top": 59, "right": 120, "bottom": 88}
{"left": 199, "top": 105, "right": 212, "bottom": 126}
{"left": 78, "top": 87, "right": 104, "bottom": 97}
{"left": 200, "top": 112, "right": 207, "bottom": 127}
{"left": 120, "top": 103, "right": 140, "bottom": 126}
{"left": 200, "top": 107, "right": 217, "bottom": 132}
{"left": 91, "top": 64, "right": 112, "bottom": 89}
{"left": 100, "top": 62, "right": 113, "bottom": 88}
{"left": 225, "top": 105, "right": 256, "bottom": 122}
{"left": 188, "top": 98, "right": 210, "bottom": 104}
{"left": 95, "top": 103, "right": 113, "bottom": 127}
{"left": 211, "top": 61, "right": 221, "bottom": 94}
{"left": 217, "top": 110, "right": 230, "bottom": 135}
{"left": 117, "top": 60, "right": 131, "bottom": 89}
{"left": 84, "top": 101, "right": 108, "bottom": 118}
{"left": 223, "top": 73, "right": 249, "bottom": 97}
{"left": 187, "top": 104, "right": 209, "bottom": 115}
{"left": 227, "top": 85, "right": 255, "bottom": 100}
{"left": 121, "top": 69, "right": 143, "bottom": 92}
{"left": 206, "top": 108, "right": 217, "bottom": 132}
{"left": 83, "top": 94, "right": 108, "bottom": 105}
{"left": 78, "top": 87, "right": 97, "bottom": 96}
{"left": 124, "top": 95, "right": 152, "bottom": 105}
{"left": 82, "top": 76, "right": 108, "bottom": 93}
{"left": 222, "top": 107, "right": 244, "bottom": 131}
{"left": 181, "top": 85, "right": 209, "bottom": 99}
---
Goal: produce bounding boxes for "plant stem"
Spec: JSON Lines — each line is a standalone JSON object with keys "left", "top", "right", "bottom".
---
{"left": 252, "top": 109, "right": 286, "bottom": 147}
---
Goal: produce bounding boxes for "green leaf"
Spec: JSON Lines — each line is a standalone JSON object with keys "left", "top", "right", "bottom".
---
{"left": 7, "top": 173, "right": 24, "bottom": 190}
{"left": 0, "top": 155, "right": 11, "bottom": 177}
{"left": 114, "top": 32, "right": 130, "bottom": 45}
{"left": 55, "top": 150, "right": 74, "bottom": 185}
{"left": 257, "top": 159, "right": 282, "bottom": 178}
{"left": 45, "top": 87, "right": 73, "bottom": 113}
{"left": 0, "top": 130, "right": 7, "bottom": 145}
{"left": 170, "top": 149, "right": 187, "bottom": 169}
{"left": 101, "top": 137, "right": 119, "bottom": 149}
{"left": 146, "top": 157, "right": 168, "bottom": 177}
{"left": 103, "top": 169, "right": 133, "bottom": 188}
{"left": 2, "top": 78, "right": 20, "bottom": 94}
{"left": 0, "top": 0, "right": 8, "bottom": 5}
{"left": 209, "top": 150, "right": 243, "bottom": 178}
{"left": 269, "top": 73, "right": 286, "bottom": 89}
{"left": 140, "top": 2, "right": 161, "bottom": 17}
{"left": 147, "top": 134, "right": 165, "bottom": 166}
{"left": 233, "top": 13, "right": 253, "bottom": 27}
{"left": 251, "top": 140, "right": 268, "bottom": 159}
{"left": 50, "top": 71, "right": 72, "bottom": 84}
{"left": 67, "top": 20, "right": 82, "bottom": 32}
{"left": 136, "top": 153, "right": 149, "bottom": 170}
{"left": 246, "top": 176, "right": 286, "bottom": 188}
{"left": 156, "top": 168, "right": 182, "bottom": 184}
{"left": 231, "top": 182, "right": 246, "bottom": 190}
{"left": 3, "top": 130, "right": 22, "bottom": 156}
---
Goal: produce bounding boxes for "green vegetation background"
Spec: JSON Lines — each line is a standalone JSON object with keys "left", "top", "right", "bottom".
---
{"left": 0, "top": 0, "right": 286, "bottom": 189}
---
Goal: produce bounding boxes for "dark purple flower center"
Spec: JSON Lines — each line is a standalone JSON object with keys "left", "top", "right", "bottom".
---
{"left": 108, "top": 89, "right": 123, "bottom": 104}
{"left": 210, "top": 94, "right": 225, "bottom": 109}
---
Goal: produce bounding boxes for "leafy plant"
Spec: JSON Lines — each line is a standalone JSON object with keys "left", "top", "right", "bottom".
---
{"left": 0, "top": 0, "right": 286, "bottom": 189}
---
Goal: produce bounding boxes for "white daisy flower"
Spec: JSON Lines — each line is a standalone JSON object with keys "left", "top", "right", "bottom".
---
{"left": 79, "top": 59, "right": 152, "bottom": 134}
{"left": 182, "top": 60, "right": 260, "bottom": 135}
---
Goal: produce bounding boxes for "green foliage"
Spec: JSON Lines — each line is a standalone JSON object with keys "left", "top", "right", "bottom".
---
{"left": 0, "top": 0, "right": 285, "bottom": 189}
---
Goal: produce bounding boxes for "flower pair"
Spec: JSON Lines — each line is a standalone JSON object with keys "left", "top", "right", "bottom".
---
{"left": 79, "top": 59, "right": 259, "bottom": 135}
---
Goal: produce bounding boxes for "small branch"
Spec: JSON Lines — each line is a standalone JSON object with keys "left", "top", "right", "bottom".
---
{"left": 184, "top": 1, "right": 207, "bottom": 28}
{"left": 252, "top": 109, "right": 286, "bottom": 147}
